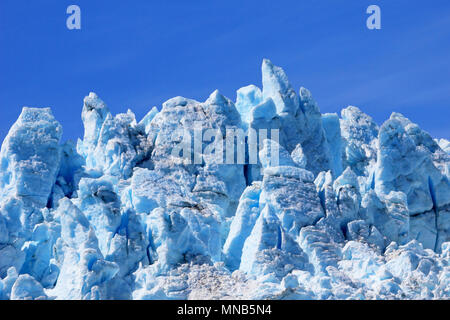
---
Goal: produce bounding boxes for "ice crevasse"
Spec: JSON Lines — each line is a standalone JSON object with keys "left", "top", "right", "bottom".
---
{"left": 0, "top": 59, "right": 449, "bottom": 300}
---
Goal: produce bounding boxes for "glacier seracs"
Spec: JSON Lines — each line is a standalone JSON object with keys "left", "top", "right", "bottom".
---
{"left": 0, "top": 60, "right": 449, "bottom": 300}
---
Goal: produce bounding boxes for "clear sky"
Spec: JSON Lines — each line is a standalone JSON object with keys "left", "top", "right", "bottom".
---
{"left": 1, "top": 0, "right": 449, "bottom": 142}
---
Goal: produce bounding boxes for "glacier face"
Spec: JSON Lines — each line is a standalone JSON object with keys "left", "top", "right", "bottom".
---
{"left": 0, "top": 60, "right": 449, "bottom": 300}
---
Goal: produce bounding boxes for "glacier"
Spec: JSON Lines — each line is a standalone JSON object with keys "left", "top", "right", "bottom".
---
{"left": 0, "top": 59, "right": 449, "bottom": 300}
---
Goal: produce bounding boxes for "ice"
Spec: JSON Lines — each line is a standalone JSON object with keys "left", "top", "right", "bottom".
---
{"left": 0, "top": 267, "right": 18, "bottom": 300}
{"left": 223, "top": 182, "right": 262, "bottom": 271}
{"left": 138, "top": 106, "right": 159, "bottom": 135}
{"left": 0, "top": 108, "right": 62, "bottom": 283}
{"left": 0, "top": 59, "right": 449, "bottom": 300}
{"left": 250, "top": 98, "right": 278, "bottom": 125}
{"left": 262, "top": 59, "right": 299, "bottom": 115}
{"left": 375, "top": 115, "right": 449, "bottom": 214}
{"left": 374, "top": 114, "right": 450, "bottom": 251}
{"left": 360, "top": 190, "right": 409, "bottom": 248}
{"left": 236, "top": 85, "right": 263, "bottom": 124}
{"left": 261, "top": 59, "right": 331, "bottom": 175}
{"left": 332, "top": 167, "right": 361, "bottom": 228}
{"left": 0, "top": 107, "right": 62, "bottom": 208}
{"left": 145, "top": 91, "right": 246, "bottom": 221}
{"left": 48, "top": 198, "right": 120, "bottom": 300}
{"left": 245, "top": 98, "right": 281, "bottom": 183}
{"left": 298, "top": 225, "right": 341, "bottom": 274}
{"left": 258, "top": 139, "right": 325, "bottom": 237}
{"left": 77, "top": 93, "right": 151, "bottom": 179}
{"left": 437, "top": 138, "right": 450, "bottom": 155}
{"left": 10, "top": 274, "right": 47, "bottom": 300}
{"left": 239, "top": 205, "right": 310, "bottom": 281}
{"left": 295, "top": 87, "right": 332, "bottom": 175}
{"left": 322, "top": 113, "right": 344, "bottom": 177}
{"left": 340, "top": 106, "right": 378, "bottom": 178}
{"left": 291, "top": 144, "right": 307, "bottom": 169}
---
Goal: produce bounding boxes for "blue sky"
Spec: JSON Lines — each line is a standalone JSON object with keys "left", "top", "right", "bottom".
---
{"left": 0, "top": 0, "right": 449, "bottom": 142}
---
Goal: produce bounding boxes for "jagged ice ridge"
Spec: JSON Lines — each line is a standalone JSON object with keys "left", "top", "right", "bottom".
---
{"left": 0, "top": 59, "right": 449, "bottom": 300}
